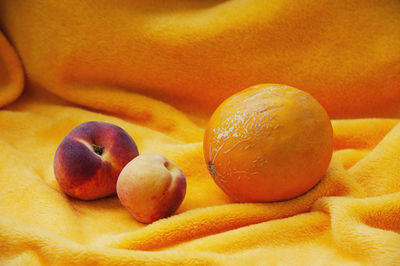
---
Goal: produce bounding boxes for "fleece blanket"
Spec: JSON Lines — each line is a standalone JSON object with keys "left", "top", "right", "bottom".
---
{"left": 1, "top": 0, "right": 400, "bottom": 265}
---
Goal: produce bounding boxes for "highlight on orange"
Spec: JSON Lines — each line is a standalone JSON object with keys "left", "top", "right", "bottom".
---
{"left": 203, "top": 84, "right": 333, "bottom": 202}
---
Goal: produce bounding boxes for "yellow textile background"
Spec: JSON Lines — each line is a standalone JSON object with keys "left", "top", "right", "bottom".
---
{"left": 1, "top": 0, "right": 400, "bottom": 265}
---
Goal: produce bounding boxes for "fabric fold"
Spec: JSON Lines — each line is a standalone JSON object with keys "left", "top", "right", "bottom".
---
{"left": 0, "top": 31, "right": 23, "bottom": 108}
{"left": 0, "top": 0, "right": 399, "bottom": 265}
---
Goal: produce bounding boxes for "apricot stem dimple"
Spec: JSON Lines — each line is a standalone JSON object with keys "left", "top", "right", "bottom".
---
{"left": 92, "top": 144, "right": 105, "bottom": 155}
{"left": 164, "top": 161, "right": 171, "bottom": 170}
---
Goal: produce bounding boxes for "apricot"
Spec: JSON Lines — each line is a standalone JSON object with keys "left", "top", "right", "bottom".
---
{"left": 116, "top": 154, "right": 186, "bottom": 224}
{"left": 203, "top": 84, "right": 333, "bottom": 202}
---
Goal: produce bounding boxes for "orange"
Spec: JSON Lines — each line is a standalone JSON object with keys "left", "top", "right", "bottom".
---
{"left": 203, "top": 84, "right": 333, "bottom": 202}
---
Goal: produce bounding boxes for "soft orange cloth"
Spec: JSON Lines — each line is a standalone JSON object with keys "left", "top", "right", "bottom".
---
{"left": 1, "top": 0, "right": 400, "bottom": 265}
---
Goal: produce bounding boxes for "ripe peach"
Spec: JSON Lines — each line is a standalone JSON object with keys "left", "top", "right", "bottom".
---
{"left": 117, "top": 154, "right": 186, "bottom": 224}
{"left": 54, "top": 121, "right": 139, "bottom": 200}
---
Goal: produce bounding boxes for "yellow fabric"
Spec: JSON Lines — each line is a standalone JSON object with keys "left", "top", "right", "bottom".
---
{"left": 1, "top": 0, "right": 400, "bottom": 265}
